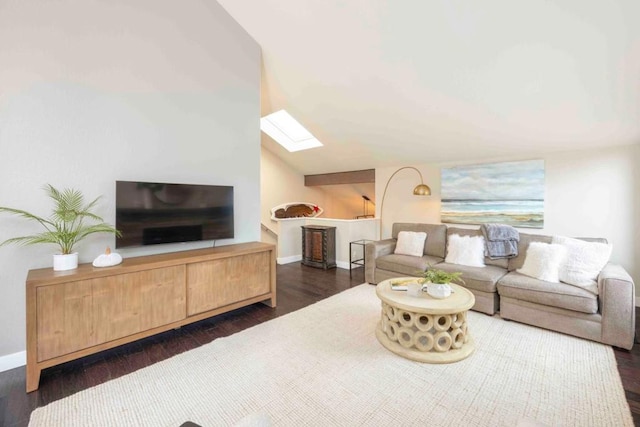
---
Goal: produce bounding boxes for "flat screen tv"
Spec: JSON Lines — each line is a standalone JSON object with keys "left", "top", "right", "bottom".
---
{"left": 115, "top": 181, "right": 234, "bottom": 249}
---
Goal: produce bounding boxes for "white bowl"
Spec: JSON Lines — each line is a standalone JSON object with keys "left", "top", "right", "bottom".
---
{"left": 427, "top": 283, "right": 452, "bottom": 299}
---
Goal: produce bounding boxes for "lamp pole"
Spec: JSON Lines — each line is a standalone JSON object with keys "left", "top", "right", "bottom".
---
{"left": 379, "top": 166, "right": 431, "bottom": 239}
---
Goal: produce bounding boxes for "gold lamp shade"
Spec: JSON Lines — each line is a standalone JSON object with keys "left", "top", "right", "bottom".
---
{"left": 413, "top": 183, "right": 431, "bottom": 196}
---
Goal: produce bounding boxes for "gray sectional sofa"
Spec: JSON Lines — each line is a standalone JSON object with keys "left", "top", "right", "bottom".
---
{"left": 365, "top": 222, "right": 636, "bottom": 350}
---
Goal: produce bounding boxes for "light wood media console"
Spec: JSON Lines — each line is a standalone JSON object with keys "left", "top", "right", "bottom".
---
{"left": 25, "top": 241, "right": 276, "bottom": 392}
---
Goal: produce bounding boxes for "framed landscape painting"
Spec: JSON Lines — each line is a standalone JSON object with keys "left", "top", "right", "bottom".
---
{"left": 441, "top": 160, "right": 544, "bottom": 228}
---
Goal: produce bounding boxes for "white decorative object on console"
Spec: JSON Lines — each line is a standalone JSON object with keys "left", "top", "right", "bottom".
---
{"left": 92, "top": 247, "right": 123, "bottom": 268}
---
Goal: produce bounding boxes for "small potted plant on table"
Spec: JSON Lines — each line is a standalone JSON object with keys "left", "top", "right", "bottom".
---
{"left": 420, "top": 268, "right": 464, "bottom": 299}
{"left": 0, "top": 184, "right": 120, "bottom": 271}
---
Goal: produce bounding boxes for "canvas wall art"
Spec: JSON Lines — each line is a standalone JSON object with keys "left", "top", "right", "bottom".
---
{"left": 441, "top": 160, "right": 544, "bottom": 228}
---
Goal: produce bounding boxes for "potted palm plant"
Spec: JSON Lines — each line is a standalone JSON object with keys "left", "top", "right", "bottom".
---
{"left": 420, "top": 268, "right": 464, "bottom": 299}
{"left": 421, "top": 268, "right": 464, "bottom": 285}
{"left": 0, "top": 184, "right": 121, "bottom": 271}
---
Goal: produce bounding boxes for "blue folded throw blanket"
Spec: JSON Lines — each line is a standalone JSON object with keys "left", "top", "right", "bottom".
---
{"left": 481, "top": 224, "right": 520, "bottom": 259}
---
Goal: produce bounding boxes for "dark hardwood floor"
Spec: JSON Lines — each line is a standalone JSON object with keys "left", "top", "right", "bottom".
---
{"left": 0, "top": 263, "right": 638, "bottom": 426}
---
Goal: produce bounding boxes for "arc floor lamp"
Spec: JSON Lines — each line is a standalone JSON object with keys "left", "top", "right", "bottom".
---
{"left": 379, "top": 166, "right": 431, "bottom": 238}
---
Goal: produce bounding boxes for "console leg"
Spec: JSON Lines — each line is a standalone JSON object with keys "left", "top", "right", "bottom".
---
{"left": 26, "top": 365, "right": 41, "bottom": 393}
{"left": 262, "top": 296, "right": 276, "bottom": 308}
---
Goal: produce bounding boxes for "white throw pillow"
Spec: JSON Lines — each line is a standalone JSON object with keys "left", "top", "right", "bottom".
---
{"left": 552, "top": 235, "right": 612, "bottom": 294}
{"left": 394, "top": 231, "right": 427, "bottom": 257}
{"left": 517, "top": 242, "right": 566, "bottom": 283}
{"left": 445, "top": 234, "right": 485, "bottom": 267}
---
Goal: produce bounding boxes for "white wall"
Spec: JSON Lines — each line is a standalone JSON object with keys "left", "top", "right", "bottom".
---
{"left": 260, "top": 146, "right": 328, "bottom": 245}
{"left": 0, "top": 0, "right": 261, "bottom": 362}
{"left": 317, "top": 183, "right": 376, "bottom": 220}
{"left": 376, "top": 144, "right": 640, "bottom": 295}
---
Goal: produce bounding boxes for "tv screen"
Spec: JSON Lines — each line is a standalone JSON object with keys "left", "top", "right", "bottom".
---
{"left": 115, "top": 181, "right": 234, "bottom": 248}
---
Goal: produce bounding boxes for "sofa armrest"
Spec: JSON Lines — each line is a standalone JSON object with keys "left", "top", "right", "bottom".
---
{"left": 365, "top": 239, "right": 396, "bottom": 284}
{"left": 598, "top": 263, "right": 636, "bottom": 350}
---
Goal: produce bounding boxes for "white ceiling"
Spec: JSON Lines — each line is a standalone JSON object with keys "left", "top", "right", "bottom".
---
{"left": 217, "top": 0, "right": 640, "bottom": 175}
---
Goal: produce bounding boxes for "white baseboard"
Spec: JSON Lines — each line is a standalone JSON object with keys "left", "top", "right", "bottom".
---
{"left": 636, "top": 297, "right": 640, "bottom": 307}
{"left": 0, "top": 351, "right": 26, "bottom": 372}
{"left": 336, "top": 261, "right": 351, "bottom": 270}
{"left": 277, "top": 255, "right": 302, "bottom": 264}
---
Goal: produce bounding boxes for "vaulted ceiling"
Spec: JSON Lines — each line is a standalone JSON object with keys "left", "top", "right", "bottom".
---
{"left": 217, "top": 0, "right": 640, "bottom": 175}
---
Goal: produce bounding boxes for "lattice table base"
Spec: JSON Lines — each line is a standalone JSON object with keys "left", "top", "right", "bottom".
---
{"left": 375, "top": 301, "right": 475, "bottom": 363}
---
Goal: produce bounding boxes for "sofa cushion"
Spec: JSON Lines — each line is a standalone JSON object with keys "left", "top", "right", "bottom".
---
{"left": 435, "top": 263, "right": 507, "bottom": 293}
{"left": 446, "top": 227, "right": 508, "bottom": 269}
{"left": 508, "top": 233, "right": 553, "bottom": 271}
{"left": 445, "top": 234, "right": 485, "bottom": 267}
{"left": 497, "top": 272, "right": 598, "bottom": 314}
{"left": 392, "top": 223, "right": 447, "bottom": 258}
{"left": 376, "top": 254, "right": 443, "bottom": 277}
{"left": 394, "top": 231, "right": 427, "bottom": 257}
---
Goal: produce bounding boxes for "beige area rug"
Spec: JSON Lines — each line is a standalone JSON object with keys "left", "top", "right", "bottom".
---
{"left": 30, "top": 284, "right": 632, "bottom": 427}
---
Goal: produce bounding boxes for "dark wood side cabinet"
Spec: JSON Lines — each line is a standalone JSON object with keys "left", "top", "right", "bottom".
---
{"left": 301, "top": 225, "right": 336, "bottom": 269}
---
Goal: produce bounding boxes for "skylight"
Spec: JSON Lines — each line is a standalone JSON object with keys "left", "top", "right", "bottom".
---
{"left": 260, "top": 110, "right": 323, "bottom": 152}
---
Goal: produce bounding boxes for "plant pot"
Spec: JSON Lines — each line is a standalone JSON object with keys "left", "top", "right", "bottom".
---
{"left": 53, "top": 253, "right": 78, "bottom": 271}
{"left": 426, "top": 283, "right": 452, "bottom": 299}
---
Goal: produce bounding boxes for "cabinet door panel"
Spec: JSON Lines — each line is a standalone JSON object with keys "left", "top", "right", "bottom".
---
{"left": 139, "top": 266, "right": 187, "bottom": 330}
{"left": 92, "top": 266, "right": 186, "bottom": 343}
{"left": 187, "top": 252, "right": 270, "bottom": 316}
{"left": 311, "top": 231, "right": 324, "bottom": 261}
{"left": 37, "top": 280, "right": 94, "bottom": 362}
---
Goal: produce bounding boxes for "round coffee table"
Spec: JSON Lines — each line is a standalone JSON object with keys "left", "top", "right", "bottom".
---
{"left": 375, "top": 277, "right": 476, "bottom": 363}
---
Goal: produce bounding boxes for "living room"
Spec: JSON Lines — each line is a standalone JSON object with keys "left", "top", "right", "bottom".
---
{"left": 0, "top": 1, "right": 639, "bottom": 426}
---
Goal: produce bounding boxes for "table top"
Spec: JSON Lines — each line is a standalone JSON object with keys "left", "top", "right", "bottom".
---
{"left": 350, "top": 239, "right": 375, "bottom": 245}
{"left": 376, "top": 277, "right": 475, "bottom": 314}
